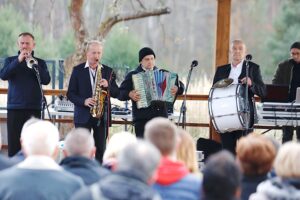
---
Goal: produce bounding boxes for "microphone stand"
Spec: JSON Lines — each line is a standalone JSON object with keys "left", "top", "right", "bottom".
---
{"left": 178, "top": 62, "right": 197, "bottom": 129}
{"left": 33, "top": 66, "right": 51, "bottom": 120}
{"left": 244, "top": 59, "right": 250, "bottom": 134}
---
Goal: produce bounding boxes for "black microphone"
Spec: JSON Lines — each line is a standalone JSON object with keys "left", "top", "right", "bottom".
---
{"left": 191, "top": 60, "right": 198, "bottom": 68}
{"left": 245, "top": 54, "right": 252, "bottom": 61}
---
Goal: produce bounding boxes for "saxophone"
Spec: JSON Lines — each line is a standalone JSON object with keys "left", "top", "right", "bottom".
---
{"left": 90, "top": 66, "right": 107, "bottom": 118}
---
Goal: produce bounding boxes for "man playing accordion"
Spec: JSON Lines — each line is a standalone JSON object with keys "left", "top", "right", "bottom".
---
{"left": 119, "top": 47, "right": 184, "bottom": 138}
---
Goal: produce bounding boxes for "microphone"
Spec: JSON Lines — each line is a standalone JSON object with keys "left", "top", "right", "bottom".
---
{"left": 245, "top": 54, "right": 252, "bottom": 61}
{"left": 191, "top": 60, "right": 198, "bottom": 68}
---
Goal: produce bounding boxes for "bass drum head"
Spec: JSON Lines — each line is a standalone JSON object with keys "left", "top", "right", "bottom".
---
{"left": 208, "top": 84, "right": 246, "bottom": 133}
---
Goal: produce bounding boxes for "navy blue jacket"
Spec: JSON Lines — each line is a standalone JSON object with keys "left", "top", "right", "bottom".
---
{"left": 67, "top": 63, "right": 119, "bottom": 124}
{"left": 60, "top": 156, "right": 110, "bottom": 185}
{"left": 118, "top": 65, "right": 184, "bottom": 121}
{"left": 0, "top": 52, "right": 51, "bottom": 110}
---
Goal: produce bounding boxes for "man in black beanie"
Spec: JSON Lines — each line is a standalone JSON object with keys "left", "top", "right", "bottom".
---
{"left": 273, "top": 41, "right": 300, "bottom": 143}
{"left": 118, "top": 47, "right": 184, "bottom": 138}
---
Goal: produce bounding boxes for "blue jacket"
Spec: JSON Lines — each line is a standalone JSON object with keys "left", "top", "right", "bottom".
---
{"left": 60, "top": 156, "right": 110, "bottom": 185}
{"left": 0, "top": 52, "right": 51, "bottom": 110}
{"left": 67, "top": 63, "right": 119, "bottom": 124}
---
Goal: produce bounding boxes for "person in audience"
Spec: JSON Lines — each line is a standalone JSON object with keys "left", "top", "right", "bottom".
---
{"left": 236, "top": 134, "right": 276, "bottom": 200}
{"left": 0, "top": 132, "right": 15, "bottom": 171}
{"left": 60, "top": 128, "right": 110, "bottom": 185}
{"left": 71, "top": 140, "right": 162, "bottom": 200}
{"left": 272, "top": 41, "right": 300, "bottom": 143}
{"left": 145, "top": 117, "right": 202, "bottom": 200}
{"left": 202, "top": 150, "right": 242, "bottom": 200}
{"left": 250, "top": 142, "right": 300, "bottom": 199}
{"left": 176, "top": 129, "right": 200, "bottom": 174}
{"left": 102, "top": 131, "right": 137, "bottom": 170}
{"left": 0, "top": 119, "right": 84, "bottom": 200}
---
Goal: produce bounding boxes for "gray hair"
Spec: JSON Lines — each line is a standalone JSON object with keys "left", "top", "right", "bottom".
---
{"left": 21, "top": 120, "right": 59, "bottom": 156}
{"left": 144, "top": 117, "right": 178, "bottom": 156}
{"left": 117, "top": 140, "right": 161, "bottom": 182}
{"left": 86, "top": 40, "right": 103, "bottom": 52}
{"left": 64, "top": 128, "right": 94, "bottom": 157}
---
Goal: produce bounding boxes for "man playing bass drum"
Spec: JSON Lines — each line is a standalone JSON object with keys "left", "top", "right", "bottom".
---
{"left": 212, "top": 40, "right": 266, "bottom": 155}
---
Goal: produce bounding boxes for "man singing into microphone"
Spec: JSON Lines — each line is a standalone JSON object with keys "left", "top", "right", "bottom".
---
{"left": 0, "top": 32, "right": 51, "bottom": 157}
{"left": 212, "top": 40, "right": 266, "bottom": 154}
{"left": 118, "top": 47, "right": 184, "bottom": 138}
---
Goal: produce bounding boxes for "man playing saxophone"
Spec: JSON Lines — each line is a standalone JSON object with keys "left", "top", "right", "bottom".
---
{"left": 0, "top": 32, "right": 51, "bottom": 157}
{"left": 67, "top": 40, "right": 119, "bottom": 163}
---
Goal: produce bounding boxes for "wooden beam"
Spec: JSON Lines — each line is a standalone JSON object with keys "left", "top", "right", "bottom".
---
{"left": 211, "top": 0, "right": 232, "bottom": 142}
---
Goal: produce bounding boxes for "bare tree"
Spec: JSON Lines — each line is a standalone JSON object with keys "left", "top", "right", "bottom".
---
{"left": 64, "top": 0, "right": 170, "bottom": 80}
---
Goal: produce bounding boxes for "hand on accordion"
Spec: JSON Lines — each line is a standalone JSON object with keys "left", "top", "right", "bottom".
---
{"left": 170, "top": 86, "right": 178, "bottom": 96}
{"left": 129, "top": 90, "right": 141, "bottom": 102}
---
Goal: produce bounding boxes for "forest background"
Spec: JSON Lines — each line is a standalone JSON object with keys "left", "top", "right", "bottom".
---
{"left": 0, "top": 0, "right": 299, "bottom": 138}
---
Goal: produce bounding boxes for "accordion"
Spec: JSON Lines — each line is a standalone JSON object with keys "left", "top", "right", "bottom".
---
{"left": 132, "top": 69, "right": 177, "bottom": 109}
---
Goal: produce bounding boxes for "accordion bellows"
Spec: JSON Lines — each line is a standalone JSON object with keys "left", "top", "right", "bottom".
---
{"left": 132, "top": 69, "right": 177, "bottom": 109}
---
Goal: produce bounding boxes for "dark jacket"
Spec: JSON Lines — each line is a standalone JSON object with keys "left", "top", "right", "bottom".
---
{"left": 118, "top": 65, "right": 184, "bottom": 121}
{"left": 213, "top": 61, "right": 266, "bottom": 98}
{"left": 60, "top": 156, "right": 110, "bottom": 186}
{"left": 67, "top": 63, "right": 119, "bottom": 124}
{"left": 0, "top": 52, "right": 51, "bottom": 110}
{"left": 241, "top": 174, "right": 268, "bottom": 200}
{"left": 272, "top": 59, "right": 294, "bottom": 85}
{"left": 71, "top": 171, "right": 161, "bottom": 200}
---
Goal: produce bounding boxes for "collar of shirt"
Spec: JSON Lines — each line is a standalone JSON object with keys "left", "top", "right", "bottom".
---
{"left": 17, "top": 155, "right": 62, "bottom": 170}
{"left": 84, "top": 61, "right": 103, "bottom": 70}
{"left": 229, "top": 60, "right": 244, "bottom": 84}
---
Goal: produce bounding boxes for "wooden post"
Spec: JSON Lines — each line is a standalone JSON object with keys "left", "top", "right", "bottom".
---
{"left": 210, "top": 0, "right": 231, "bottom": 142}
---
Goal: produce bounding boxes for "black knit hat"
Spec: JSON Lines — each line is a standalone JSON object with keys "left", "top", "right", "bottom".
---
{"left": 290, "top": 42, "right": 300, "bottom": 50}
{"left": 139, "top": 47, "right": 156, "bottom": 62}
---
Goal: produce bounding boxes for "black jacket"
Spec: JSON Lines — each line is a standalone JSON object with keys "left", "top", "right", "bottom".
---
{"left": 67, "top": 63, "right": 119, "bottom": 124}
{"left": 118, "top": 65, "right": 184, "bottom": 121}
{"left": 0, "top": 52, "right": 51, "bottom": 110}
{"left": 60, "top": 156, "right": 110, "bottom": 186}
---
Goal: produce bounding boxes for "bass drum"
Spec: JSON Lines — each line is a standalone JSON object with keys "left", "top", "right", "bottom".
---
{"left": 208, "top": 84, "right": 247, "bottom": 133}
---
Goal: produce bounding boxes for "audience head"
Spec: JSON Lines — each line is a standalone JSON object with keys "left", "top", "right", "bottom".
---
{"left": 117, "top": 140, "right": 161, "bottom": 184}
{"left": 102, "top": 131, "right": 137, "bottom": 168}
{"left": 63, "top": 128, "right": 95, "bottom": 158}
{"left": 236, "top": 134, "right": 276, "bottom": 176}
{"left": 202, "top": 150, "right": 242, "bottom": 200}
{"left": 274, "top": 141, "right": 300, "bottom": 179}
{"left": 176, "top": 129, "right": 199, "bottom": 174}
{"left": 144, "top": 117, "right": 178, "bottom": 156}
{"left": 21, "top": 119, "right": 59, "bottom": 157}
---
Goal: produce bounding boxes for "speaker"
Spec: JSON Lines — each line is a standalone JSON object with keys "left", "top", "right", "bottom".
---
{"left": 196, "top": 138, "right": 222, "bottom": 162}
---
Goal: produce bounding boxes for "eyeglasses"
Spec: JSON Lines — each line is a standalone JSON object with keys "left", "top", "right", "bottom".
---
{"left": 291, "top": 52, "right": 300, "bottom": 56}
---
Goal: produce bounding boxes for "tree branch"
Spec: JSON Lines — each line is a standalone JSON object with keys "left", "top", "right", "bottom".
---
{"left": 97, "top": 7, "right": 171, "bottom": 39}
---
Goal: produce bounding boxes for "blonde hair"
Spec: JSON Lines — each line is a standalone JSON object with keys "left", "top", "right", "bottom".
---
{"left": 176, "top": 129, "right": 199, "bottom": 174}
{"left": 103, "top": 131, "right": 137, "bottom": 162}
{"left": 86, "top": 40, "right": 103, "bottom": 52}
{"left": 236, "top": 134, "right": 276, "bottom": 176}
{"left": 274, "top": 142, "right": 300, "bottom": 178}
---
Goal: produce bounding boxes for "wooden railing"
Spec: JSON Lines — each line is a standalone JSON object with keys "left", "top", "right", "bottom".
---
{"left": 0, "top": 88, "right": 279, "bottom": 130}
